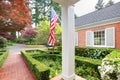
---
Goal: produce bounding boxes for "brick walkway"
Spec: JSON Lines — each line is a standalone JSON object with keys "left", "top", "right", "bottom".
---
{"left": 0, "top": 53, "right": 37, "bottom": 80}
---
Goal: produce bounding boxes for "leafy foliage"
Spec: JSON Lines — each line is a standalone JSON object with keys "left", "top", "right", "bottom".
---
{"left": 25, "top": 49, "right": 102, "bottom": 79}
{"left": 75, "top": 47, "right": 114, "bottom": 59}
{"left": 34, "top": 20, "right": 61, "bottom": 45}
{"left": 29, "top": 0, "right": 61, "bottom": 25}
{"left": 0, "top": 32, "right": 13, "bottom": 40}
{"left": 95, "top": 0, "right": 114, "bottom": 10}
{"left": 22, "top": 27, "right": 37, "bottom": 44}
{"left": 0, "top": 36, "right": 7, "bottom": 48}
{"left": 105, "top": 0, "right": 114, "bottom": 7}
{"left": 0, "top": 50, "right": 8, "bottom": 67}
{"left": 0, "top": 0, "right": 30, "bottom": 32}
{"left": 21, "top": 50, "right": 50, "bottom": 80}
{"left": 95, "top": 0, "right": 104, "bottom": 10}
{"left": 98, "top": 50, "right": 120, "bottom": 80}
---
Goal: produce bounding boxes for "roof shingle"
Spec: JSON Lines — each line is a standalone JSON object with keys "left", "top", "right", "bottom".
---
{"left": 75, "top": 2, "right": 120, "bottom": 27}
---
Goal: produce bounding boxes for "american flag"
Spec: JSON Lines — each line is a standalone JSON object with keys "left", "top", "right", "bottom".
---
{"left": 48, "top": 8, "right": 58, "bottom": 46}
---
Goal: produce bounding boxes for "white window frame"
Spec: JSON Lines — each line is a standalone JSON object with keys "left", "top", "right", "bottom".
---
{"left": 86, "top": 27, "right": 115, "bottom": 48}
{"left": 94, "top": 29, "right": 105, "bottom": 47}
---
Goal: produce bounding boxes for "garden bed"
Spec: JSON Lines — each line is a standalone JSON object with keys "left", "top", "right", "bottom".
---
{"left": 0, "top": 50, "right": 9, "bottom": 67}
{"left": 21, "top": 50, "right": 50, "bottom": 80}
{"left": 21, "top": 49, "right": 102, "bottom": 79}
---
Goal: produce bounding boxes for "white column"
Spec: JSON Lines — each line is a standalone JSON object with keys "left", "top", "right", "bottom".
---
{"left": 61, "top": 5, "right": 75, "bottom": 80}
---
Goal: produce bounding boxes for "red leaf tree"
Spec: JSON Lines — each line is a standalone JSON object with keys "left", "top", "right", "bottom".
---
{"left": 21, "top": 27, "right": 37, "bottom": 44}
{"left": 0, "top": 0, "right": 30, "bottom": 32}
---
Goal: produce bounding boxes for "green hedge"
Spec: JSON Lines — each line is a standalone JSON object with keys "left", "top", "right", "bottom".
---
{"left": 75, "top": 56, "right": 102, "bottom": 79}
{"left": 47, "top": 46, "right": 61, "bottom": 54}
{"left": 47, "top": 46, "right": 114, "bottom": 59}
{"left": 0, "top": 37, "right": 7, "bottom": 48}
{"left": 22, "top": 49, "right": 102, "bottom": 79}
{"left": 75, "top": 47, "right": 114, "bottom": 59}
{"left": 30, "top": 49, "right": 102, "bottom": 79}
{"left": 7, "top": 40, "right": 13, "bottom": 46}
{"left": 0, "top": 50, "right": 9, "bottom": 67}
{"left": 21, "top": 50, "right": 50, "bottom": 80}
{"left": 32, "top": 53, "right": 62, "bottom": 78}
{"left": 75, "top": 56, "right": 102, "bottom": 67}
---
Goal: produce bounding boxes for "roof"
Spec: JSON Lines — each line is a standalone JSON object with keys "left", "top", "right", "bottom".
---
{"left": 75, "top": 2, "right": 120, "bottom": 28}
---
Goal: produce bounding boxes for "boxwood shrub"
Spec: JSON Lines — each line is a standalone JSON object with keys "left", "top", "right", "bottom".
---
{"left": 75, "top": 56, "right": 102, "bottom": 79}
{"left": 28, "top": 49, "right": 102, "bottom": 79}
{"left": 22, "top": 49, "right": 103, "bottom": 79}
{"left": 47, "top": 46, "right": 61, "bottom": 54}
{"left": 32, "top": 53, "right": 62, "bottom": 78}
{"left": 0, "top": 37, "right": 7, "bottom": 48}
{"left": 75, "top": 47, "right": 114, "bottom": 59}
{"left": 0, "top": 50, "right": 9, "bottom": 67}
{"left": 21, "top": 50, "right": 50, "bottom": 80}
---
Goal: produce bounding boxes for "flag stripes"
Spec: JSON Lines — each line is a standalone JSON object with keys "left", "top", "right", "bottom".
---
{"left": 48, "top": 8, "right": 58, "bottom": 46}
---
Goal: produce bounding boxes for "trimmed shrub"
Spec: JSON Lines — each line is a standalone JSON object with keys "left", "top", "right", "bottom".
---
{"left": 7, "top": 40, "right": 13, "bottom": 46}
{"left": 0, "top": 50, "right": 9, "bottom": 67}
{"left": 21, "top": 50, "right": 50, "bottom": 80}
{"left": 32, "top": 53, "right": 62, "bottom": 78}
{"left": 0, "top": 36, "right": 7, "bottom": 48}
{"left": 47, "top": 46, "right": 61, "bottom": 54}
{"left": 75, "top": 56, "right": 102, "bottom": 79}
{"left": 75, "top": 47, "right": 114, "bottom": 59}
{"left": 98, "top": 50, "right": 120, "bottom": 80}
{"left": 23, "top": 49, "right": 103, "bottom": 79}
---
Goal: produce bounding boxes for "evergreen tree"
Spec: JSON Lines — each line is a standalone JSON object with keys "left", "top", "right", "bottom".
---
{"left": 105, "top": 0, "right": 114, "bottom": 7}
{"left": 95, "top": 0, "right": 104, "bottom": 10}
{"left": 29, "top": 0, "right": 61, "bottom": 26}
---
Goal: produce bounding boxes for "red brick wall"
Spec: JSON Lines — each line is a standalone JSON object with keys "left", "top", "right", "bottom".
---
{"left": 77, "top": 22, "right": 120, "bottom": 49}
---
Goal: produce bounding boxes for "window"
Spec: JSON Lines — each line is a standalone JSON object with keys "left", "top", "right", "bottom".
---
{"left": 86, "top": 27, "right": 115, "bottom": 48}
{"left": 94, "top": 30, "right": 105, "bottom": 45}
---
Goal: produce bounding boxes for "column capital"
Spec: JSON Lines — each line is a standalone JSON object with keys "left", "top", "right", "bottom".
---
{"left": 53, "top": 0, "right": 80, "bottom": 6}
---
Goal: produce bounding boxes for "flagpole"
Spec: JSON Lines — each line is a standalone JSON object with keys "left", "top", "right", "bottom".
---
{"left": 48, "top": 7, "right": 58, "bottom": 54}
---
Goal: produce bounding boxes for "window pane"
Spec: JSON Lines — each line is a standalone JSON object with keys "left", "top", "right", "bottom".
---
{"left": 94, "top": 30, "right": 105, "bottom": 45}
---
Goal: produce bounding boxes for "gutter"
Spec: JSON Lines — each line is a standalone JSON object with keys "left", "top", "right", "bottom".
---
{"left": 75, "top": 17, "right": 120, "bottom": 31}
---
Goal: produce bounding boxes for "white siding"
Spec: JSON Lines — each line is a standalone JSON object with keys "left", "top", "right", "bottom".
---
{"left": 105, "top": 27, "right": 115, "bottom": 48}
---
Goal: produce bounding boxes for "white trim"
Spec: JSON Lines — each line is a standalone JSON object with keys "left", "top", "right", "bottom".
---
{"left": 86, "top": 27, "right": 115, "bottom": 48}
{"left": 94, "top": 29, "right": 105, "bottom": 46}
{"left": 93, "top": 45, "right": 106, "bottom": 48}
{"left": 75, "top": 17, "right": 120, "bottom": 31}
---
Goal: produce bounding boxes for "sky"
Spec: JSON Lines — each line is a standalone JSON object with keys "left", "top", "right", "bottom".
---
{"left": 74, "top": 0, "right": 120, "bottom": 17}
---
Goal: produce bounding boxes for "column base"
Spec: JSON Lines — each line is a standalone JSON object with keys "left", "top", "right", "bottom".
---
{"left": 50, "top": 74, "right": 85, "bottom": 80}
{"left": 61, "top": 73, "right": 75, "bottom": 80}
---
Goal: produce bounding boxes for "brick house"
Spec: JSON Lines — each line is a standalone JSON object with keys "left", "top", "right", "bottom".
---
{"left": 75, "top": 2, "right": 120, "bottom": 49}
